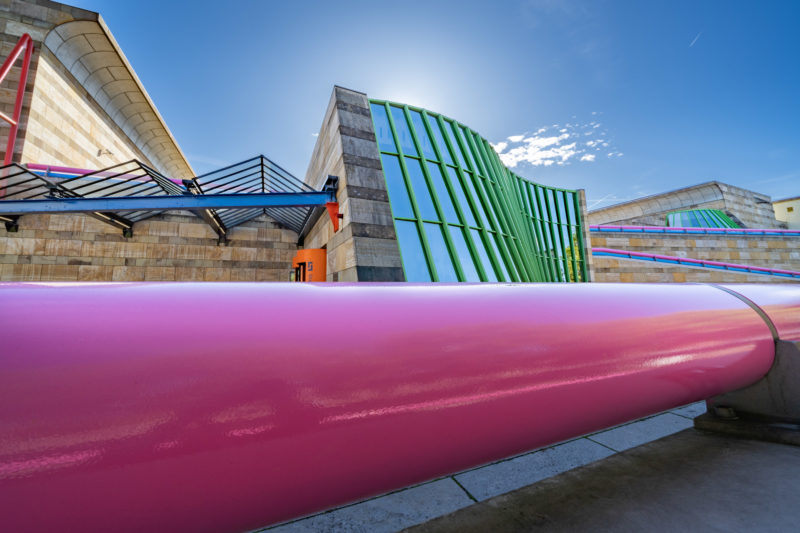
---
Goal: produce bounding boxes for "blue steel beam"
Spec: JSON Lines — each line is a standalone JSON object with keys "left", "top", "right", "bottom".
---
{"left": 0, "top": 191, "right": 337, "bottom": 216}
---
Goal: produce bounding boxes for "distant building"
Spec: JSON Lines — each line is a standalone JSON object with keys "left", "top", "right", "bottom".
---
{"left": 774, "top": 196, "right": 800, "bottom": 229}
{"left": 589, "top": 182, "right": 798, "bottom": 284}
{"left": 587, "top": 181, "right": 784, "bottom": 229}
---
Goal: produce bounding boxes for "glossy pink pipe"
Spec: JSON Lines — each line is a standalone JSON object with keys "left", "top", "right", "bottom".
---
{"left": 0, "top": 282, "right": 790, "bottom": 532}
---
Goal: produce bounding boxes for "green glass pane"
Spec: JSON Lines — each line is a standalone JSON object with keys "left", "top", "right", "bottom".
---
{"left": 404, "top": 158, "right": 438, "bottom": 221}
{"left": 380, "top": 154, "right": 414, "bottom": 219}
{"left": 469, "top": 229, "right": 499, "bottom": 282}
{"left": 395, "top": 220, "right": 431, "bottom": 281}
{"left": 389, "top": 106, "right": 417, "bottom": 157}
{"left": 444, "top": 120, "right": 468, "bottom": 168}
{"left": 446, "top": 167, "right": 476, "bottom": 227}
{"left": 487, "top": 232, "right": 512, "bottom": 281}
{"left": 423, "top": 223, "right": 458, "bottom": 282}
{"left": 463, "top": 173, "right": 489, "bottom": 229}
{"left": 478, "top": 179, "right": 500, "bottom": 229}
{"left": 409, "top": 110, "right": 436, "bottom": 160}
{"left": 370, "top": 104, "right": 397, "bottom": 153}
{"left": 537, "top": 188, "right": 550, "bottom": 222}
{"left": 426, "top": 161, "right": 459, "bottom": 224}
{"left": 459, "top": 126, "right": 480, "bottom": 173}
{"left": 427, "top": 115, "right": 454, "bottom": 165}
{"left": 449, "top": 225, "right": 480, "bottom": 282}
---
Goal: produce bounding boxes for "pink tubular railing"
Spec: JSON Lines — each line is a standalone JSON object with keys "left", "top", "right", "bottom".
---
{"left": 25, "top": 163, "right": 186, "bottom": 185}
{"left": 590, "top": 224, "right": 800, "bottom": 236}
{"left": 0, "top": 282, "right": 798, "bottom": 532}
{"left": 592, "top": 247, "right": 800, "bottom": 279}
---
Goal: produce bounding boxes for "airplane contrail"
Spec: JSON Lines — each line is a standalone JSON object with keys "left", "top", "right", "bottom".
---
{"left": 690, "top": 32, "right": 702, "bottom": 47}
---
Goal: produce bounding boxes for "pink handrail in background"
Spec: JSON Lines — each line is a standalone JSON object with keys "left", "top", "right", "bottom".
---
{"left": 592, "top": 247, "right": 800, "bottom": 279}
{"left": 1, "top": 282, "right": 797, "bottom": 532}
{"left": 0, "top": 33, "right": 33, "bottom": 167}
{"left": 591, "top": 224, "right": 800, "bottom": 236}
{"left": 26, "top": 162, "right": 185, "bottom": 185}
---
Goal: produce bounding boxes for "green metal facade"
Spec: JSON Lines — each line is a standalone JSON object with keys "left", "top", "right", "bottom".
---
{"left": 666, "top": 209, "right": 740, "bottom": 228}
{"left": 369, "top": 99, "right": 588, "bottom": 282}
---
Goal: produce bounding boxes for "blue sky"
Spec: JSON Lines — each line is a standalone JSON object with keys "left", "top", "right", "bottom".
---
{"left": 77, "top": 0, "right": 799, "bottom": 208}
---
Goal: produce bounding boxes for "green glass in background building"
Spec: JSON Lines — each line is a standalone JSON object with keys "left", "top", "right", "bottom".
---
{"left": 369, "top": 99, "right": 589, "bottom": 283}
{"left": 666, "top": 209, "right": 740, "bottom": 229}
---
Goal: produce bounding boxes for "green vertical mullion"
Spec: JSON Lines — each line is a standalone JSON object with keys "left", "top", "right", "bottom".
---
{"left": 516, "top": 176, "right": 549, "bottom": 279}
{"left": 533, "top": 184, "right": 558, "bottom": 281}
{"left": 475, "top": 139, "right": 543, "bottom": 281}
{"left": 419, "top": 109, "right": 489, "bottom": 282}
{"left": 550, "top": 189, "right": 570, "bottom": 282}
{"left": 435, "top": 114, "right": 508, "bottom": 281}
{"left": 383, "top": 102, "right": 438, "bottom": 281}
{"left": 531, "top": 184, "right": 557, "bottom": 281}
{"left": 458, "top": 128, "right": 529, "bottom": 281}
{"left": 525, "top": 181, "right": 554, "bottom": 281}
{"left": 509, "top": 171, "right": 541, "bottom": 263}
{"left": 541, "top": 186, "right": 563, "bottom": 281}
{"left": 474, "top": 138, "right": 540, "bottom": 281}
{"left": 563, "top": 190, "right": 580, "bottom": 282}
{"left": 403, "top": 105, "right": 465, "bottom": 282}
{"left": 572, "top": 191, "right": 589, "bottom": 282}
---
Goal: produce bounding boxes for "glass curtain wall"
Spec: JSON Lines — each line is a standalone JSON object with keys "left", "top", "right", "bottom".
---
{"left": 666, "top": 209, "right": 740, "bottom": 229}
{"left": 370, "top": 99, "right": 588, "bottom": 282}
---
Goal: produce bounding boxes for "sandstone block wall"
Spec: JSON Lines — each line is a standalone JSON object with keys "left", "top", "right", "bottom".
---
{"left": 0, "top": 212, "right": 298, "bottom": 281}
{"left": 302, "top": 86, "right": 403, "bottom": 281}
{"left": 591, "top": 232, "right": 800, "bottom": 284}
{"left": 20, "top": 49, "right": 153, "bottom": 170}
{"left": 0, "top": 0, "right": 91, "bottom": 164}
{"left": 0, "top": 1, "right": 193, "bottom": 179}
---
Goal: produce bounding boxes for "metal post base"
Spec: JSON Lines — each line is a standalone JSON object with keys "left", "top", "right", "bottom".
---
{"left": 696, "top": 340, "right": 800, "bottom": 446}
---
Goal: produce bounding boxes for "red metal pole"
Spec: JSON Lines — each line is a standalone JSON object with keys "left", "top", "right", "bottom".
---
{"left": 3, "top": 34, "right": 33, "bottom": 166}
{"left": 0, "top": 282, "right": 795, "bottom": 532}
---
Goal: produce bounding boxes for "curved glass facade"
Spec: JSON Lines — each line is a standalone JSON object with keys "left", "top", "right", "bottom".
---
{"left": 666, "top": 209, "right": 740, "bottom": 228}
{"left": 370, "top": 99, "right": 588, "bottom": 282}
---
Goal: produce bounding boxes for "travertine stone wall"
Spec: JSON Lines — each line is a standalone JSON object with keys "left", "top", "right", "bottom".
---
{"left": 20, "top": 49, "right": 153, "bottom": 169}
{"left": 588, "top": 181, "right": 783, "bottom": 229}
{"left": 593, "top": 256, "right": 796, "bottom": 283}
{"left": 0, "top": 212, "right": 298, "bottom": 281}
{"left": 0, "top": 0, "right": 90, "bottom": 163}
{"left": 303, "top": 86, "right": 403, "bottom": 281}
{"left": 0, "top": 1, "right": 192, "bottom": 178}
{"left": 591, "top": 232, "right": 800, "bottom": 284}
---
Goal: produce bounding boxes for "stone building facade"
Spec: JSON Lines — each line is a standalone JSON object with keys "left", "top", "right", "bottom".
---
{"left": 301, "top": 86, "right": 403, "bottom": 281}
{"left": 0, "top": 0, "right": 192, "bottom": 178}
{"left": 588, "top": 181, "right": 783, "bottom": 229}
{"left": 0, "top": 211, "right": 297, "bottom": 281}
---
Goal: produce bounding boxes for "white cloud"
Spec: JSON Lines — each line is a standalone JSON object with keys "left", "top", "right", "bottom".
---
{"left": 494, "top": 116, "right": 619, "bottom": 168}
{"left": 492, "top": 141, "right": 508, "bottom": 153}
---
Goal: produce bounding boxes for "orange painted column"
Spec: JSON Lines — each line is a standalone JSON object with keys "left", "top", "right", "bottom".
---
{"left": 292, "top": 249, "right": 327, "bottom": 281}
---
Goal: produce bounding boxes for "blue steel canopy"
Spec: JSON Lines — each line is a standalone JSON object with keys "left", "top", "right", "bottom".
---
{"left": 0, "top": 156, "right": 336, "bottom": 239}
